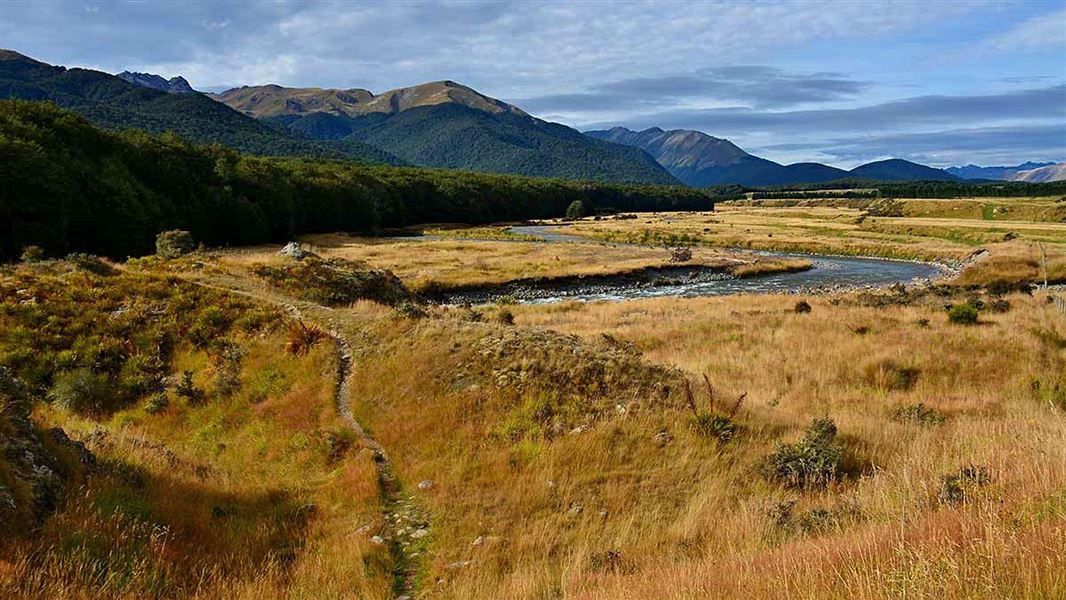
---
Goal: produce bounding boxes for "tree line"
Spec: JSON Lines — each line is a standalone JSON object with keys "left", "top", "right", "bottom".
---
{"left": 0, "top": 100, "right": 712, "bottom": 260}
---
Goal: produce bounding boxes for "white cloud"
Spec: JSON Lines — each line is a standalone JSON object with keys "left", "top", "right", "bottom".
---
{"left": 982, "top": 8, "right": 1066, "bottom": 50}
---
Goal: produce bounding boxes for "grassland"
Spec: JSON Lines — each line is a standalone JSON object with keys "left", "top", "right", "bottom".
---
{"left": 2, "top": 198, "right": 1065, "bottom": 599}
{"left": 563, "top": 198, "right": 1066, "bottom": 284}
{"left": 220, "top": 233, "right": 811, "bottom": 294}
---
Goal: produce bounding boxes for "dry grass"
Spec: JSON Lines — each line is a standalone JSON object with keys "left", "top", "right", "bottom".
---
{"left": 561, "top": 205, "right": 1065, "bottom": 284}
{"left": 2, "top": 335, "right": 393, "bottom": 600}
{"left": 5, "top": 199, "right": 1066, "bottom": 598}
{"left": 220, "top": 233, "right": 806, "bottom": 293}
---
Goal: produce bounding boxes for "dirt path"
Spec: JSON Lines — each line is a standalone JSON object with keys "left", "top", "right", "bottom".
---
{"left": 187, "top": 273, "right": 429, "bottom": 598}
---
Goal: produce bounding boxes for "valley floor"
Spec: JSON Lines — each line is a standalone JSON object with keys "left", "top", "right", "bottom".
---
{"left": 2, "top": 202, "right": 1064, "bottom": 599}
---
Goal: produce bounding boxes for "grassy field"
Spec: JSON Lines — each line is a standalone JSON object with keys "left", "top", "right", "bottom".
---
{"left": 2, "top": 200, "right": 1065, "bottom": 599}
{"left": 220, "top": 232, "right": 812, "bottom": 294}
{"left": 562, "top": 200, "right": 1066, "bottom": 284}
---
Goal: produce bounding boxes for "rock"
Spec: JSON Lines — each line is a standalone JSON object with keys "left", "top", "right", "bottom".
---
{"left": 472, "top": 535, "right": 485, "bottom": 546}
{"left": 654, "top": 428, "right": 672, "bottom": 445}
{"left": 278, "top": 241, "right": 317, "bottom": 261}
{"left": 370, "top": 535, "right": 385, "bottom": 545}
{"left": 410, "top": 527, "right": 430, "bottom": 539}
{"left": 446, "top": 560, "right": 472, "bottom": 570}
{"left": 417, "top": 479, "right": 434, "bottom": 490}
{"left": 569, "top": 502, "right": 583, "bottom": 515}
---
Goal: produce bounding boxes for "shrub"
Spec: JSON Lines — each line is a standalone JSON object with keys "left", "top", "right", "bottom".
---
{"left": 794, "top": 300, "right": 812, "bottom": 314}
{"left": 19, "top": 245, "right": 44, "bottom": 263}
{"left": 174, "top": 370, "right": 205, "bottom": 406}
{"left": 939, "top": 465, "right": 990, "bottom": 505}
{"left": 155, "top": 230, "right": 195, "bottom": 258}
{"left": 393, "top": 301, "right": 429, "bottom": 320}
{"left": 496, "top": 308, "right": 515, "bottom": 326}
{"left": 65, "top": 253, "right": 115, "bottom": 275}
{"left": 864, "top": 359, "right": 921, "bottom": 391}
{"left": 285, "top": 320, "right": 328, "bottom": 356}
{"left": 684, "top": 377, "right": 745, "bottom": 444}
{"left": 565, "top": 200, "right": 588, "bottom": 220}
{"left": 947, "top": 303, "right": 979, "bottom": 325}
{"left": 144, "top": 393, "right": 169, "bottom": 415}
{"left": 890, "top": 402, "right": 946, "bottom": 426}
{"left": 762, "top": 417, "right": 844, "bottom": 489}
{"left": 47, "top": 368, "right": 113, "bottom": 415}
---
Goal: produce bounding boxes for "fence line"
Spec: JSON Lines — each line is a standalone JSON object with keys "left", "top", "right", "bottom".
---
{"left": 1053, "top": 294, "right": 1066, "bottom": 317}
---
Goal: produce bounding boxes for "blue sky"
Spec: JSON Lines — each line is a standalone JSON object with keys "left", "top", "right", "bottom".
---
{"left": 2, "top": 0, "right": 1064, "bottom": 168}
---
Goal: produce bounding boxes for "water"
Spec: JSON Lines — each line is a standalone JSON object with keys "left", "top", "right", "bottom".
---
{"left": 432, "top": 224, "right": 947, "bottom": 304}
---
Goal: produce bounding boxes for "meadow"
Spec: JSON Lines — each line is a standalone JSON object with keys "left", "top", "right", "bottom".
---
{"left": 1, "top": 197, "right": 1064, "bottom": 599}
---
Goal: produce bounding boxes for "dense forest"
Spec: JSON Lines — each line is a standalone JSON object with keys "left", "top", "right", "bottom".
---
{"left": 0, "top": 100, "right": 712, "bottom": 260}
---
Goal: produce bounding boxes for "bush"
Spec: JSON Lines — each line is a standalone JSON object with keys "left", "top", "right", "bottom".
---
{"left": 794, "top": 300, "right": 812, "bottom": 314}
{"left": 693, "top": 413, "right": 737, "bottom": 443}
{"left": 762, "top": 417, "right": 844, "bottom": 489}
{"left": 947, "top": 303, "right": 979, "bottom": 325}
{"left": 155, "top": 230, "right": 195, "bottom": 258}
{"left": 174, "top": 370, "right": 205, "bottom": 406}
{"left": 19, "top": 246, "right": 44, "bottom": 263}
{"left": 285, "top": 320, "right": 328, "bottom": 356}
{"left": 864, "top": 359, "right": 920, "bottom": 391}
{"left": 144, "top": 393, "right": 169, "bottom": 415}
{"left": 47, "top": 368, "right": 113, "bottom": 415}
{"left": 890, "top": 402, "right": 946, "bottom": 426}
{"left": 565, "top": 200, "right": 588, "bottom": 220}
{"left": 938, "top": 465, "right": 990, "bottom": 504}
{"left": 496, "top": 308, "right": 515, "bottom": 326}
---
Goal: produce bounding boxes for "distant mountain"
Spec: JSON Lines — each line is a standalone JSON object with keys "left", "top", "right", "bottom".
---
{"left": 586, "top": 126, "right": 960, "bottom": 186}
{"left": 214, "top": 82, "right": 680, "bottom": 186}
{"left": 117, "top": 71, "right": 197, "bottom": 94}
{"left": 848, "top": 159, "right": 958, "bottom": 182}
{"left": 0, "top": 49, "right": 401, "bottom": 165}
{"left": 1006, "top": 162, "right": 1066, "bottom": 183}
{"left": 946, "top": 162, "right": 1056, "bottom": 180}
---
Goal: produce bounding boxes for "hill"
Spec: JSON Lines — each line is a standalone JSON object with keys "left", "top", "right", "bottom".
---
{"left": 0, "top": 50, "right": 401, "bottom": 165}
{"left": 214, "top": 82, "right": 681, "bottom": 186}
{"left": 1007, "top": 161, "right": 1066, "bottom": 182}
{"left": 847, "top": 158, "right": 958, "bottom": 181}
{"left": 586, "top": 127, "right": 961, "bottom": 185}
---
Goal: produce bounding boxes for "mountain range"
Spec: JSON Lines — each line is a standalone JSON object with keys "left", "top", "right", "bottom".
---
{"left": 212, "top": 82, "right": 679, "bottom": 185}
{"left": 584, "top": 127, "right": 959, "bottom": 186}
{"left": 4, "top": 49, "right": 1060, "bottom": 188}
{"left": 945, "top": 162, "right": 1060, "bottom": 181}
{"left": 0, "top": 50, "right": 400, "bottom": 165}
{"left": 1005, "top": 162, "right": 1066, "bottom": 183}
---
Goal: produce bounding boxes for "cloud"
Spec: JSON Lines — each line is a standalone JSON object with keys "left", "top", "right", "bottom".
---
{"left": 593, "top": 84, "right": 1066, "bottom": 134}
{"left": 982, "top": 8, "right": 1066, "bottom": 50}
{"left": 757, "top": 124, "right": 1066, "bottom": 166}
{"left": 517, "top": 66, "right": 868, "bottom": 113}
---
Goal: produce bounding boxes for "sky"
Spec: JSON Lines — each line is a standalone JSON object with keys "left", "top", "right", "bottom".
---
{"left": 1, "top": 0, "right": 1064, "bottom": 168}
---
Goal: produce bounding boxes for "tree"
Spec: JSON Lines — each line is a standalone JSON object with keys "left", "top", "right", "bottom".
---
{"left": 155, "top": 230, "right": 195, "bottom": 258}
{"left": 565, "top": 200, "right": 588, "bottom": 220}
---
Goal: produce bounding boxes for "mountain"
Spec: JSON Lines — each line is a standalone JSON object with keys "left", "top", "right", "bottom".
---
{"left": 585, "top": 127, "right": 849, "bottom": 186}
{"left": 214, "top": 82, "right": 680, "bottom": 186}
{"left": 0, "top": 49, "right": 401, "bottom": 165}
{"left": 848, "top": 159, "right": 958, "bottom": 182}
{"left": 946, "top": 162, "right": 1056, "bottom": 180}
{"left": 1006, "top": 162, "right": 1066, "bottom": 183}
{"left": 117, "top": 71, "right": 197, "bottom": 94}
{"left": 586, "top": 126, "right": 960, "bottom": 186}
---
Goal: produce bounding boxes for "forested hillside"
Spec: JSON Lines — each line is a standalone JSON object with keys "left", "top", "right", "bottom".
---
{"left": 0, "top": 50, "right": 401, "bottom": 165}
{"left": 0, "top": 100, "right": 711, "bottom": 259}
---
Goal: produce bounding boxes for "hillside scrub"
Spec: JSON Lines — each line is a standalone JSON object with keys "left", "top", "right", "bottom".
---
{"left": 251, "top": 256, "right": 410, "bottom": 306}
